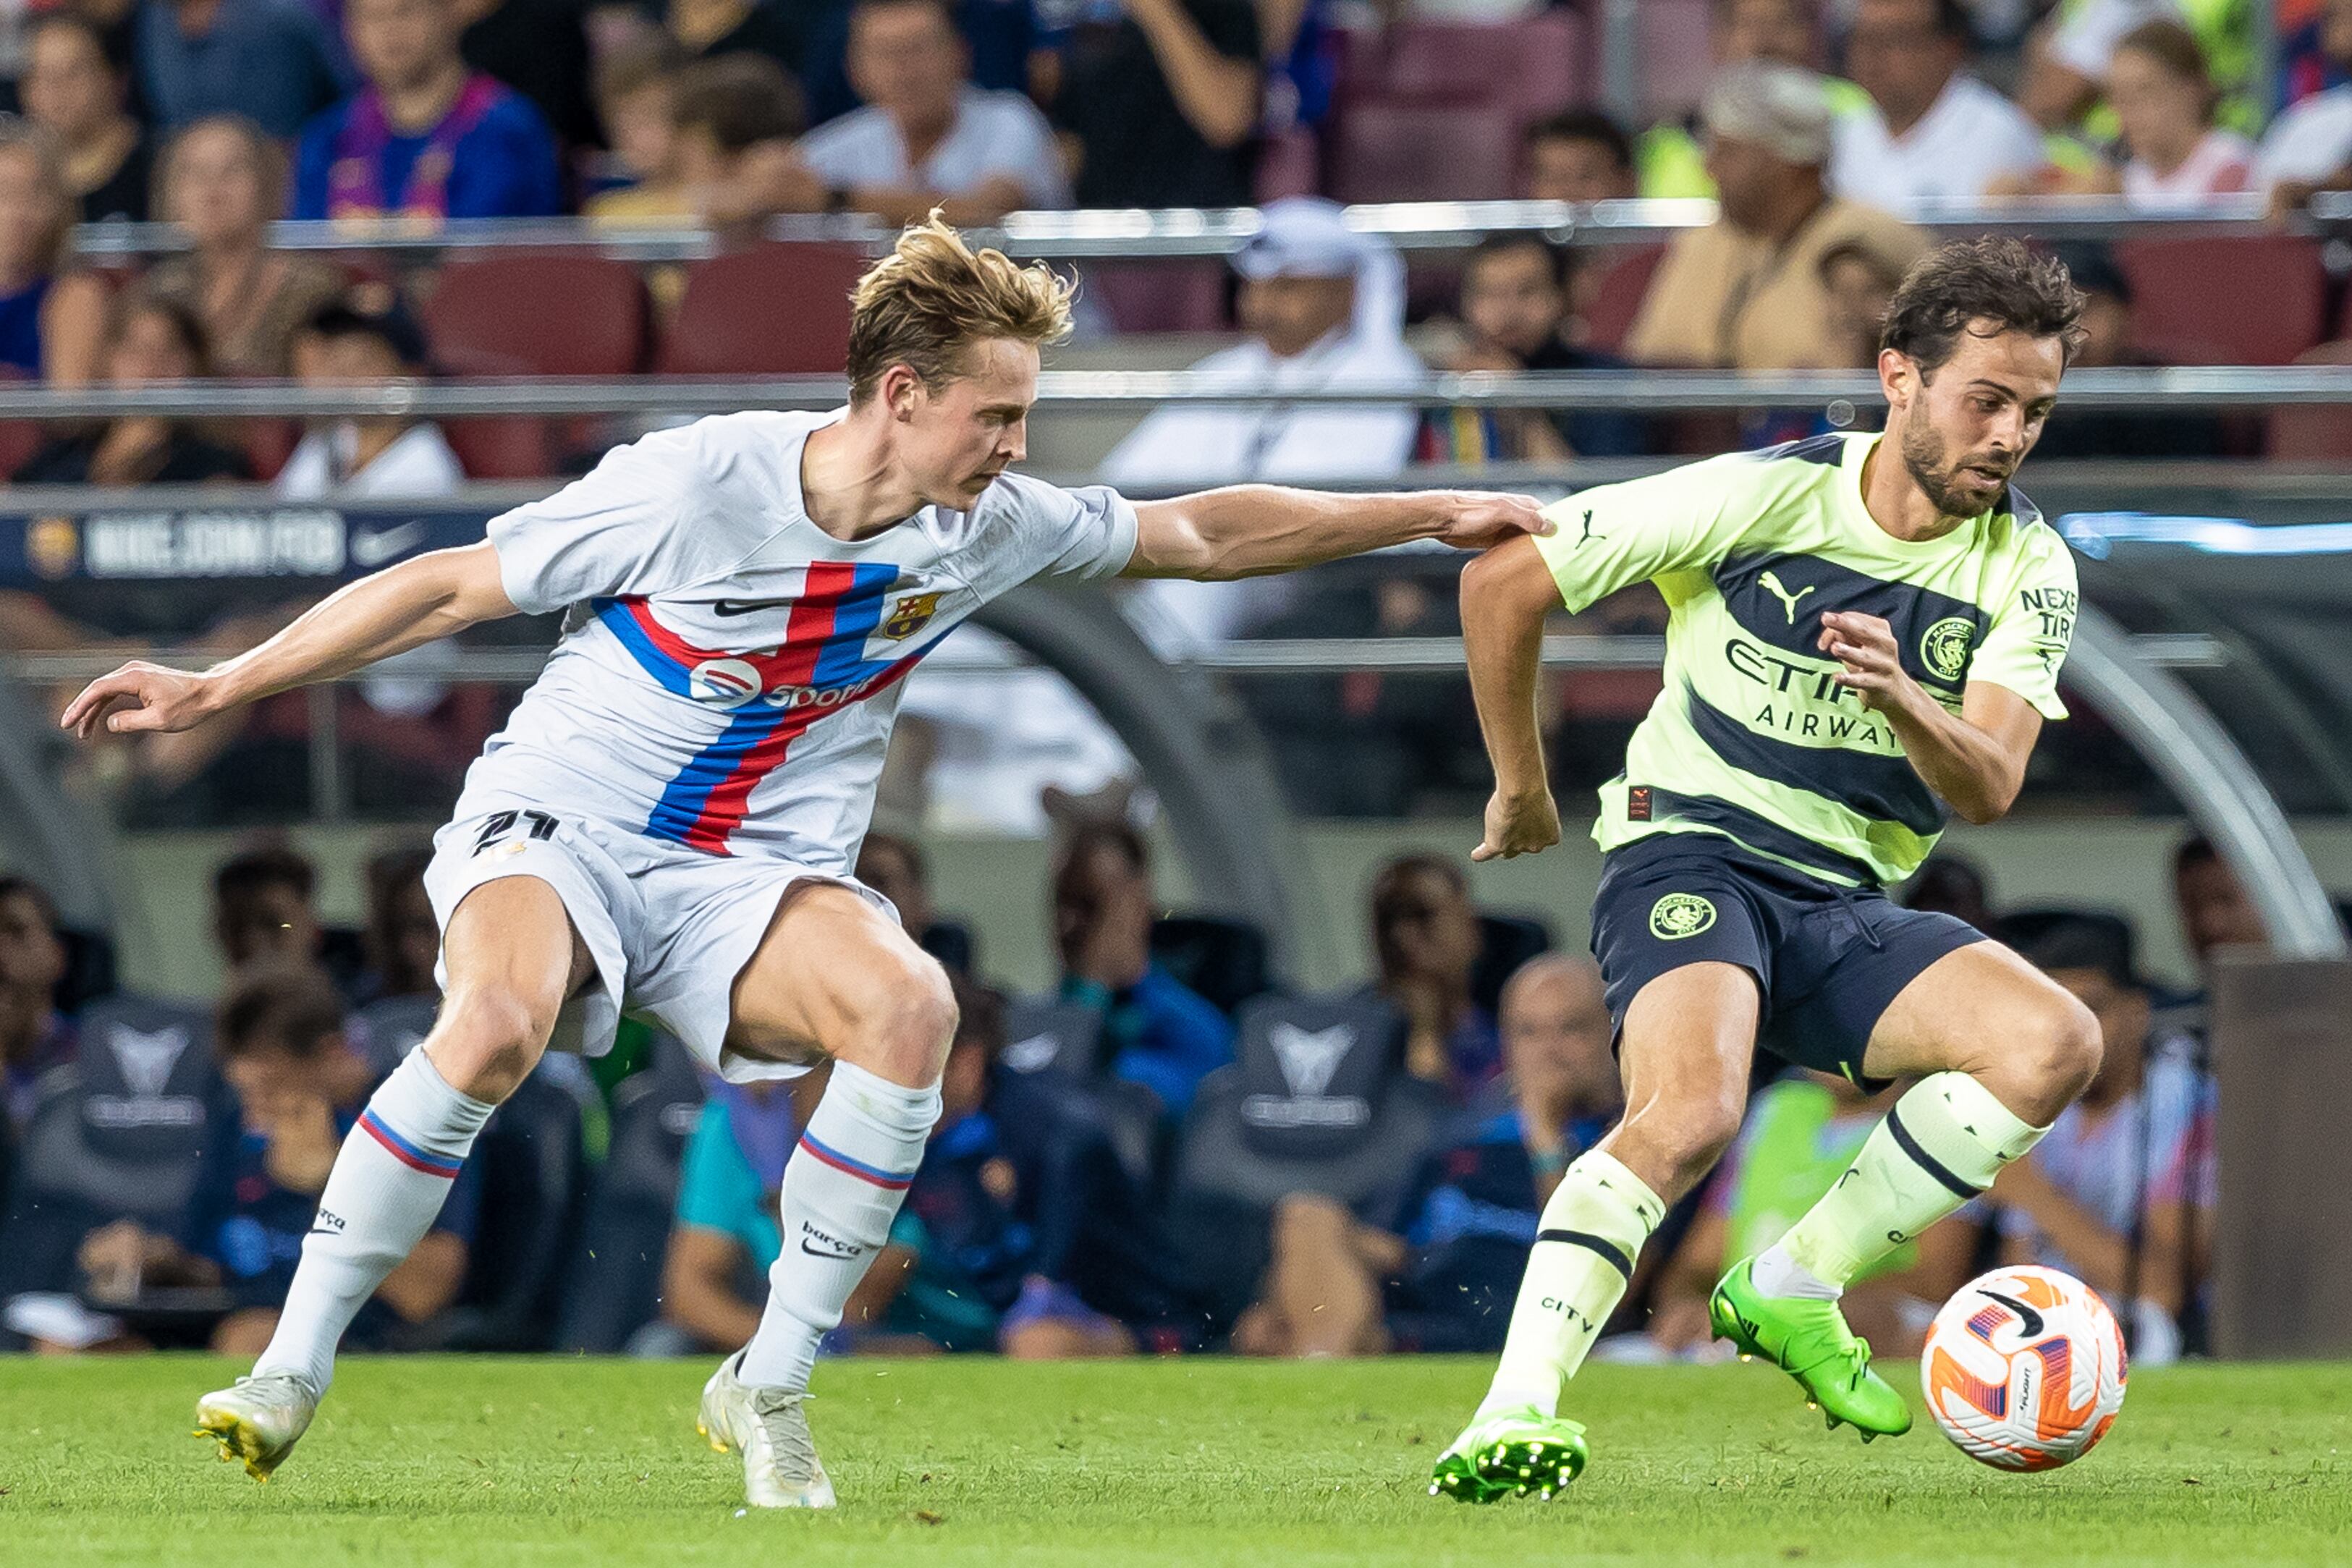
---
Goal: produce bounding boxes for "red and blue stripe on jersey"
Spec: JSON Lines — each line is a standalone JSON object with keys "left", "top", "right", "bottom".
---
{"left": 589, "top": 561, "right": 925, "bottom": 854}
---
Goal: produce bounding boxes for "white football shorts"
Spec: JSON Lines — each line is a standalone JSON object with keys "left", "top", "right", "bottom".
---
{"left": 421, "top": 801, "right": 895, "bottom": 1083}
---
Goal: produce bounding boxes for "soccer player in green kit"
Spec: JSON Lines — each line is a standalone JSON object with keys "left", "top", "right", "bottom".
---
{"left": 1433, "top": 237, "right": 2105, "bottom": 1501}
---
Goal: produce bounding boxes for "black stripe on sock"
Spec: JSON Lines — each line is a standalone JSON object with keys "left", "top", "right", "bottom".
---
{"left": 1884, "top": 1106, "right": 1982, "bottom": 1200}
{"left": 1537, "top": 1228, "right": 1633, "bottom": 1279}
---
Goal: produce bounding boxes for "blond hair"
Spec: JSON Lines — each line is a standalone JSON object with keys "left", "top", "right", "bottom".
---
{"left": 846, "top": 216, "right": 1073, "bottom": 404}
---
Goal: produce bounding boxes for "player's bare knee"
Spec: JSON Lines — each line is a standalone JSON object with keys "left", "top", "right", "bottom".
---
{"left": 857, "top": 956, "right": 958, "bottom": 1086}
{"left": 426, "top": 986, "right": 553, "bottom": 1101}
{"left": 2035, "top": 992, "right": 2104, "bottom": 1111}
{"left": 1620, "top": 1081, "right": 1744, "bottom": 1191}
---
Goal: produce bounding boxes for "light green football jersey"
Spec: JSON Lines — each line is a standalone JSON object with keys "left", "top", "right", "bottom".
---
{"left": 1534, "top": 431, "right": 2079, "bottom": 889}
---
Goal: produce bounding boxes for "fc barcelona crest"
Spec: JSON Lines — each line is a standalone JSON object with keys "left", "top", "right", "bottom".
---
{"left": 881, "top": 591, "right": 944, "bottom": 640}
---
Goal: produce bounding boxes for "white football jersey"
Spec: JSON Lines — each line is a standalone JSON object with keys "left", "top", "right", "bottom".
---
{"left": 461, "top": 410, "right": 1138, "bottom": 867}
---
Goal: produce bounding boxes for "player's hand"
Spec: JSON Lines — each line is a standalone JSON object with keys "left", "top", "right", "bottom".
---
{"left": 59, "top": 661, "right": 222, "bottom": 739}
{"left": 1433, "top": 491, "right": 1553, "bottom": 552}
{"left": 1817, "top": 611, "right": 1918, "bottom": 714}
{"left": 1473, "top": 787, "right": 1560, "bottom": 861}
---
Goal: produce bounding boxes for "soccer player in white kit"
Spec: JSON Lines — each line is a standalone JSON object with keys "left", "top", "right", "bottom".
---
{"left": 62, "top": 219, "right": 1546, "bottom": 1509}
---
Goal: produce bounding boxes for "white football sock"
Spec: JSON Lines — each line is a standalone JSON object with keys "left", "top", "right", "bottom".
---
{"left": 737, "top": 1060, "right": 941, "bottom": 1391}
{"left": 253, "top": 1049, "right": 496, "bottom": 1395}
{"left": 1476, "top": 1149, "right": 1665, "bottom": 1420}
{"left": 1750, "top": 1243, "right": 1841, "bottom": 1301}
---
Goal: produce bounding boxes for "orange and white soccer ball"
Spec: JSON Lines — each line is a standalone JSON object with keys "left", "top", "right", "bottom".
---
{"left": 1920, "top": 1265, "right": 2126, "bottom": 1471}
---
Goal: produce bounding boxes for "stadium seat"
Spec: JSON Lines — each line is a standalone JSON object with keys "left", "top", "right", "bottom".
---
{"left": 1255, "top": 127, "right": 1321, "bottom": 203}
{"left": 0, "top": 996, "right": 218, "bottom": 1304}
{"left": 1582, "top": 243, "right": 1665, "bottom": 353}
{"left": 1084, "top": 260, "right": 1230, "bottom": 333}
{"left": 407, "top": 1072, "right": 586, "bottom": 1352}
{"left": 1378, "top": 12, "right": 1589, "bottom": 124}
{"left": 2267, "top": 341, "right": 2352, "bottom": 460}
{"left": 1328, "top": 101, "right": 1520, "bottom": 204}
{"left": 1470, "top": 912, "right": 1554, "bottom": 1017}
{"left": 1150, "top": 915, "right": 1274, "bottom": 1018}
{"left": 1638, "top": 0, "right": 1714, "bottom": 120}
{"left": 997, "top": 996, "right": 1107, "bottom": 1078}
{"left": 420, "top": 254, "right": 651, "bottom": 378}
{"left": 659, "top": 245, "right": 871, "bottom": 375}
{"left": 443, "top": 416, "right": 557, "bottom": 480}
{"left": 353, "top": 992, "right": 439, "bottom": 1075}
{"left": 555, "top": 1035, "right": 705, "bottom": 1354}
{"left": 1162, "top": 993, "right": 1443, "bottom": 1326}
{"left": 2115, "top": 237, "right": 2327, "bottom": 366}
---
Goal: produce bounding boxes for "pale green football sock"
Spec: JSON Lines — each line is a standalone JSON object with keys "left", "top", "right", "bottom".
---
{"left": 1773, "top": 1071, "right": 2047, "bottom": 1289}
{"left": 1477, "top": 1149, "right": 1665, "bottom": 1419}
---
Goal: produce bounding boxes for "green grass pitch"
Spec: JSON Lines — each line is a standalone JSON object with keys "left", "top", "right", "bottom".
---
{"left": 1, "top": 1355, "right": 2346, "bottom": 1565}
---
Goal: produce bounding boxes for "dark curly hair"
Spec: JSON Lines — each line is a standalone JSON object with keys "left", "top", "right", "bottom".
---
{"left": 1880, "top": 237, "right": 2087, "bottom": 376}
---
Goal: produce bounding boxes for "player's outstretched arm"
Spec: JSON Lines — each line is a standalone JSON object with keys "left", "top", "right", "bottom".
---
{"left": 1123, "top": 486, "right": 1550, "bottom": 580}
{"left": 1460, "top": 534, "right": 1563, "bottom": 862}
{"left": 60, "top": 541, "right": 519, "bottom": 739}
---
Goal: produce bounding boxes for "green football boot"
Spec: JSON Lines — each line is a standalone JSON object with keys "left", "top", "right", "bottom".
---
{"left": 1709, "top": 1258, "right": 1913, "bottom": 1441}
{"left": 1428, "top": 1406, "right": 1589, "bottom": 1503}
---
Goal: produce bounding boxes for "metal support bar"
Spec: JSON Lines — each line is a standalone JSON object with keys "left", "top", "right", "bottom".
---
{"left": 2065, "top": 603, "right": 2345, "bottom": 958}
{"left": 9, "top": 365, "right": 2352, "bottom": 420}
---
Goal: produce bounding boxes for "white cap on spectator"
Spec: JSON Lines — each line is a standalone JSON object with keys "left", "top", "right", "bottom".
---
{"left": 1233, "top": 197, "right": 1374, "bottom": 281}
{"left": 1703, "top": 62, "right": 1836, "bottom": 166}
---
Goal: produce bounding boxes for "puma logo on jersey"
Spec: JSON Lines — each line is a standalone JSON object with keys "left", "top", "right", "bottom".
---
{"left": 1759, "top": 570, "right": 1816, "bottom": 624}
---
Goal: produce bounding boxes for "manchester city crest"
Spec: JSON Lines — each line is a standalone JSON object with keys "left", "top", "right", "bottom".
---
{"left": 1920, "top": 616, "right": 1977, "bottom": 683}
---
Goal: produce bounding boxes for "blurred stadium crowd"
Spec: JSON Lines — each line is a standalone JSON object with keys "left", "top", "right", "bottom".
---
{"left": 0, "top": 829, "right": 2252, "bottom": 1364}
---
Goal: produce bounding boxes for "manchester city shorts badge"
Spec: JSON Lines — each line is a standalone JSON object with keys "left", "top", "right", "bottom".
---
{"left": 1649, "top": 892, "right": 1717, "bottom": 940}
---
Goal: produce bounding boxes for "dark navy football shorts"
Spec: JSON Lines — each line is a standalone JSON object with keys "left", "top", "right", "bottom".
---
{"left": 1589, "top": 831, "right": 1985, "bottom": 1085}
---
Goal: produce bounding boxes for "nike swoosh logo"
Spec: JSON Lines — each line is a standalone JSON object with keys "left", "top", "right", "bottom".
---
{"left": 711, "top": 598, "right": 795, "bottom": 618}
{"left": 1979, "top": 1287, "right": 2045, "bottom": 1338}
{"left": 350, "top": 520, "right": 428, "bottom": 567}
{"left": 800, "top": 1239, "right": 863, "bottom": 1260}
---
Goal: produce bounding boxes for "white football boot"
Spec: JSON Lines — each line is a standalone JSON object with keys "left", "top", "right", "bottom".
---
{"left": 697, "top": 1352, "right": 837, "bottom": 1509}
{"left": 193, "top": 1372, "right": 318, "bottom": 1481}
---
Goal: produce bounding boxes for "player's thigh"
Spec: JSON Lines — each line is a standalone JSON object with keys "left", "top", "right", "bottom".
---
{"left": 724, "top": 879, "right": 957, "bottom": 1085}
{"left": 1860, "top": 938, "right": 2102, "bottom": 1122}
{"left": 429, "top": 874, "right": 595, "bottom": 1093}
{"left": 1612, "top": 962, "right": 1761, "bottom": 1145}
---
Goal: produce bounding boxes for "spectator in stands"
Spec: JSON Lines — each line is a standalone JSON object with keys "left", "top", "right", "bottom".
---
{"left": 1229, "top": 955, "right": 1620, "bottom": 1357}
{"left": 1643, "top": 1071, "right": 1970, "bottom": 1357}
{"left": 1633, "top": 0, "right": 1865, "bottom": 200}
{"left": 0, "top": 122, "right": 109, "bottom": 385}
{"left": 1626, "top": 64, "right": 1925, "bottom": 371}
{"left": 654, "top": 0, "right": 803, "bottom": 91}
{"left": 1967, "top": 915, "right": 2214, "bottom": 1363}
{"left": 669, "top": 54, "right": 823, "bottom": 226}
{"left": 2280, "top": 0, "right": 2352, "bottom": 110}
{"left": 1816, "top": 236, "right": 1907, "bottom": 372}
{"left": 2021, "top": 0, "right": 2254, "bottom": 138}
{"left": 1828, "top": 0, "right": 2044, "bottom": 215}
{"left": 2173, "top": 834, "right": 2266, "bottom": 967}
{"left": 2102, "top": 20, "right": 2254, "bottom": 205}
{"left": 855, "top": 829, "right": 971, "bottom": 973}
{"left": 1900, "top": 852, "right": 1997, "bottom": 933}
{"left": 2257, "top": 0, "right": 2352, "bottom": 212}
{"left": 17, "top": 291, "right": 250, "bottom": 485}
{"left": 664, "top": 979, "right": 1141, "bottom": 1357}
{"left": 1418, "top": 234, "right": 1649, "bottom": 467}
{"left": 456, "top": 0, "right": 600, "bottom": 150}
{"left": 292, "top": 0, "right": 564, "bottom": 222}
{"left": 75, "top": 962, "right": 475, "bottom": 1355}
{"left": 1522, "top": 109, "right": 1640, "bottom": 205}
{"left": 1043, "top": 0, "right": 1259, "bottom": 209}
{"left": 798, "top": 0, "right": 1070, "bottom": 224}
{"left": 211, "top": 844, "right": 325, "bottom": 974}
{"left": 0, "top": 876, "right": 74, "bottom": 1135}
{"left": 22, "top": 13, "right": 153, "bottom": 225}
{"left": 276, "top": 301, "right": 466, "bottom": 499}
{"left": 580, "top": 33, "right": 686, "bottom": 216}
{"left": 1103, "top": 198, "right": 1421, "bottom": 496}
{"left": 136, "top": 0, "right": 350, "bottom": 139}
{"left": 1052, "top": 820, "right": 1232, "bottom": 1119}
{"left": 359, "top": 844, "right": 439, "bottom": 1004}
{"left": 1369, "top": 853, "right": 1499, "bottom": 1098}
{"left": 147, "top": 116, "right": 346, "bottom": 378}
{"left": 2020, "top": 242, "right": 2226, "bottom": 460}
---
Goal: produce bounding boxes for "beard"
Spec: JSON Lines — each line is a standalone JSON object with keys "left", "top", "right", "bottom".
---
{"left": 1898, "top": 418, "right": 2012, "bottom": 519}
